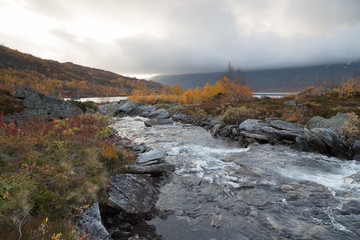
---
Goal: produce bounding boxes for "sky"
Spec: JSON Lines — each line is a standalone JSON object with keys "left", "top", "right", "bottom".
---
{"left": 0, "top": 0, "right": 360, "bottom": 78}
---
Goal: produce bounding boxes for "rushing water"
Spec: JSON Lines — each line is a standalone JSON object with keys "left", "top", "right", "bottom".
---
{"left": 112, "top": 116, "right": 360, "bottom": 240}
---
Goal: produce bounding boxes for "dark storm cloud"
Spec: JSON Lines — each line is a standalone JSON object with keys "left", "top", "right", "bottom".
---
{"left": 1, "top": 0, "right": 360, "bottom": 75}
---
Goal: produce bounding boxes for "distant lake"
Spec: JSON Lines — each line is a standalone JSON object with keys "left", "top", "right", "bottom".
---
{"left": 64, "top": 92, "right": 294, "bottom": 103}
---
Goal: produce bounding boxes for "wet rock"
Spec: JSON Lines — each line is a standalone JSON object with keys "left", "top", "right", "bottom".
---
{"left": 308, "top": 112, "right": 349, "bottom": 132}
{"left": 281, "top": 180, "right": 332, "bottom": 200}
{"left": 336, "top": 200, "right": 360, "bottom": 215}
{"left": 148, "top": 109, "right": 170, "bottom": 119}
{"left": 352, "top": 140, "right": 360, "bottom": 156}
{"left": 78, "top": 202, "right": 110, "bottom": 240}
{"left": 172, "top": 112, "right": 193, "bottom": 123}
{"left": 210, "top": 123, "right": 222, "bottom": 136}
{"left": 117, "top": 101, "right": 136, "bottom": 113}
{"left": 106, "top": 174, "right": 159, "bottom": 216}
{"left": 218, "top": 129, "right": 231, "bottom": 137}
{"left": 344, "top": 172, "right": 360, "bottom": 184}
{"left": 304, "top": 128, "right": 352, "bottom": 158}
{"left": 144, "top": 118, "right": 174, "bottom": 127}
{"left": 137, "top": 149, "right": 166, "bottom": 166}
{"left": 122, "top": 163, "right": 176, "bottom": 175}
{"left": 138, "top": 105, "right": 156, "bottom": 117}
{"left": 240, "top": 131, "right": 272, "bottom": 143}
{"left": 97, "top": 101, "right": 123, "bottom": 116}
{"left": 239, "top": 119, "right": 268, "bottom": 132}
{"left": 14, "top": 88, "right": 82, "bottom": 118}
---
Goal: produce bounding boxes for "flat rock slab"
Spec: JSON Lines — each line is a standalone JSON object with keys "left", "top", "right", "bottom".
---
{"left": 148, "top": 109, "right": 170, "bottom": 119}
{"left": 122, "top": 163, "right": 176, "bottom": 175}
{"left": 137, "top": 149, "right": 166, "bottom": 166}
{"left": 106, "top": 174, "right": 159, "bottom": 216}
{"left": 144, "top": 118, "right": 174, "bottom": 127}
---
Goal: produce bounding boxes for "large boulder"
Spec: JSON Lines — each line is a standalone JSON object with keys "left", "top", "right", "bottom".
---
{"left": 270, "top": 120, "right": 303, "bottom": 133}
{"left": 78, "top": 202, "right": 110, "bottom": 240}
{"left": 304, "top": 128, "right": 352, "bottom": 158}
{"left": 105, "top": 174, "right": 159, "bottom": 217}
{"left": 308, "top": 113, "right": 349, "bottom": 132}
{"left": 148, "top": 109, "right": 170, "bottom": 119}
{"left": 136, "top": 149, "right": 166, "bottom": 166}
{"left": 97, "top": 101, "right": 125, "bottom": 116}
{"left": 14, "top": 88, "right": 82, "bottom": 118}
{"left": 239, "top": 119, "right": 268, "bottom": 132}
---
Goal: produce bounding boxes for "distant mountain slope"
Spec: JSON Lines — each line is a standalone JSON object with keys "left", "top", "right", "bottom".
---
{"left": 0, "top": 45, "right": 162, "bottom": 97}
{"left": 151, "top": 62, "right": 360, "bottom": 92}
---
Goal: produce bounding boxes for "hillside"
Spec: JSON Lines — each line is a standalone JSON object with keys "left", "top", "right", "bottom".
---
{"left": 151, "top": 62, "right": 360, "bottom": 92}
{"left": 0, "top": 45, "right": 162, "bottom": 97}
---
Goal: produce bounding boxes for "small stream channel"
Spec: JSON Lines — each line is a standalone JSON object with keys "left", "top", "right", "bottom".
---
{"left": 112, "top": 116, "right": 360, "bottom": 240}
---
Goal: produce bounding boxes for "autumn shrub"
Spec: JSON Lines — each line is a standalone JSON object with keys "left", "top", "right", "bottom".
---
{"left": 341, "top": 112, "right": 360, "bottom": 137}
{"left": 0, "top": 86, "right": 24, "bottom": 114}
{"left": 0, "top": 112, "right": 130, "bottom": 239}
{"left": 220, "top": 106, "right": 259, "bottom": 124}
{"left": 67, "top": 100, "right": 98, "bottom": 113}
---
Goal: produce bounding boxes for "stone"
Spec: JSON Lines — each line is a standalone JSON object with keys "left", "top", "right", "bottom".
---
{"left": 14, "top": 88, "right": 82, "bottom": 118}
{"left": 117, "top": 101, "right": 136, "bottom": 113}
{"left": 78, "top": 202, "right": 110, "bottom": 240}
{"left": 136, "top": 149, "right": 166, "bottom": 166}
{"left": 344, "top": 172, "right": 360, "bottom": 184}
{"left": 352, "top": 140, "right": 360, "bottom": 155}
{"left": 304, "top": 128, "right": 329, "bottom": 155}
{"left": 240, "top": 131, "right": 272, "bottom": 143}
{"left": 97, "top": 102, "right": 122, "bottom": 116}
{"left": 210, "top": 123, "right": 222, "bottom": 136}
{"left": 122, "top": 163, "right": 176, "bottom": 175}
{"left": 308, "top": 112, "right": 349, "bottom": 132}
{"left": 270, "top": 120, "right": 303, "bottom": 133}
{"left": 106, "top": 174, "right": 159, "bottom": 216}
{"left": 148, "top": 109, "right": 170, "bottom": 119}
{"left": 144, "top": 118, "right": 174, "bottom": 127}
{"left": 281, "top": 180, "right": 332, "bottom": 200}
{"left": 283, "top": 100, "right": 296, "bottom": 106}
{"left": 239, "top": 119, "right": 268, "bottom": 132}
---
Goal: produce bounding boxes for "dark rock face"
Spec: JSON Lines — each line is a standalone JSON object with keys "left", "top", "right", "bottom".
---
{"left": 14, "top": 88, "right": 82, "bottom": 118}
{"left": 148, "top": 109, "right": 170, "bottom": 119}
{"left": 122, "top": 163, "right": 176, "bottom": 175}
{"left": 144, "top": 118, "right": 174, "bottom": 127}
{"left": 304, "top": 128, "right": 352, "bottom": 159}
{"left": 78, "top": 203, "right": 110, "bottom": 240}
{"left": 281, "top": 180, "right": 332, "bottom": 200}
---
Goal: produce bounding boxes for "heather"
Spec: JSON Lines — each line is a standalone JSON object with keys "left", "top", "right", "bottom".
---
{"left": 0, "top": 112, "right": 135, "bottom": 239}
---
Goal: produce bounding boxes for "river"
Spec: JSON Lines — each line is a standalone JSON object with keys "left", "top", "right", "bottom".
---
{"left": 112, "top": 116, "right": 360, "bottom": 240}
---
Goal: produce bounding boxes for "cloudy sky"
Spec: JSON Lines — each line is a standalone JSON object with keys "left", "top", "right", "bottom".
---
{"left": 1, "top": 0, "right": 360, "bottom": 77}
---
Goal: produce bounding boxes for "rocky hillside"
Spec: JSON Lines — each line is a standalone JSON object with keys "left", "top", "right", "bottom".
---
{"left": 0, "top": 45, "right": 162, "bottom": 97}
{"left": 151, "top": 61, "right": 360, "bottom": 92}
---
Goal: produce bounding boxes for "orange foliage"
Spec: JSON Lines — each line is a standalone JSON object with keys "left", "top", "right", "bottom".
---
{"left": 129, "top": 76, "right": 253, "bottom": 105}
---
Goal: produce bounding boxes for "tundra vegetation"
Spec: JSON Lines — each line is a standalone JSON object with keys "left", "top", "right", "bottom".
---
{"left": 0, "top": 87, "right": 135, "bottom": 239}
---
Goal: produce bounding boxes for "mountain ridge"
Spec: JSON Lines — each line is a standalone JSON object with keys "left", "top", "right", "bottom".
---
{"left": 151, "top": 62, "right": 360, "bottom": 92}
{"left": 0, "top": 45, "right": 162, "bottom": 97}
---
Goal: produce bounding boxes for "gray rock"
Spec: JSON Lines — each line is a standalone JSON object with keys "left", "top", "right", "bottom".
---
{"left": 270, "top": 120, "right": 303, "bottom": 133}
{"left": 281, "top": 180, "right": 332, "bottom": 200}
{"left": 137, "top": 149, "right": 166, "bottom": 166}
{"left": 352, "top": 140, "right": 360, "bottom": 155}
{"left": 240, "top": 131, "right": 272, "bottom": 143}
{"left": 148, "top": 109, "right": 170, "bottom": 119}
{"left": 305, "top": 128, "right": 351, "bottom": 158}
{"left": 308, "top": 112, "right": 349, "bottom": 132}
{"left": 14, "top": 88, "right": 82, "bottom": 118}
{"left": 283, "top": 100, "right": 296, "bottom": 106}
{"left": 97, "top": 102, "right": 122, "bottom": 116}
{"left": 304, "top": 128, "right": 329, "bottom": 155}
{"left": 344, "top": 172, "right": 360, "bottom": 184}
{"left": 106, "top": 174, "right": 159, "bottom": 216}
{"left": 78, "top": 202, "right": 110, "bottom": 240}
{"left": 239, "top": 119, "right": 268, "bottom": 132}
{"left": 117, "top": 101, "right": 136, "bottom": 113}
{"left": 144, "top": 118, "right": 174, "bottom": 127}
{"left": 122, "top": 163, "right": 176, "bottom": 175}
{"left": 210, "top": 123, "right": 222, "bottom": 136}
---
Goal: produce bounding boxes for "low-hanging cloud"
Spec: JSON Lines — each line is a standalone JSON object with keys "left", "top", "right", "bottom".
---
{"left": 0, "top": 0, "right": 360, "bottom": 75}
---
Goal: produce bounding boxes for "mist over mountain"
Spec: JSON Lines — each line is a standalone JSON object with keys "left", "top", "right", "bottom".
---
{"left": 151, "top": 61, "right": 360, "bottom": 92}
